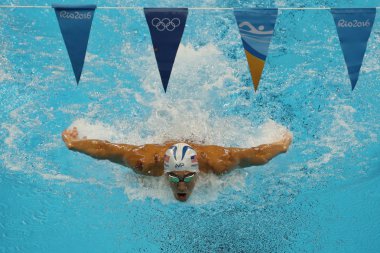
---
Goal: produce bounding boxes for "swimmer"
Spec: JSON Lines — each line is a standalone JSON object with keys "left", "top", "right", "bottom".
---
{"left": 62, "top": 127, "right": 292, "bottom": 202}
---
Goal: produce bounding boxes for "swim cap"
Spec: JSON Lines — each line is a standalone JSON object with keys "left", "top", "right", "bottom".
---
{"left": 164, "top": 143, "right": 199, "bottom": 172}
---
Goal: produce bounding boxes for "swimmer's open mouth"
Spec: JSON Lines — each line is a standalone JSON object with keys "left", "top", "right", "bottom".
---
{"left": 176, "top": 193, "right": 187, "bottom": 201}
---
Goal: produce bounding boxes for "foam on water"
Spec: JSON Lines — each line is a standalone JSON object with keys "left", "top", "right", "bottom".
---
{"left": 70, "top": 117, "right": 288, "bottom": 147}
{"left": 67, "top": 117, "right": 288, "bottom": 204}
{"left": 0, "top": 53, "right": 13, "bottom": 82}
{"left": 116, "top": 170, "right": 248, "bottom": 204}
{"left": 2, "top": 39, "right": 372, "bottom": 205}
{"left": 61, "top": 46, "right": 291, "bottom": 204}
{"left": 0, "top": 41, "right": 317, "bottom": 204}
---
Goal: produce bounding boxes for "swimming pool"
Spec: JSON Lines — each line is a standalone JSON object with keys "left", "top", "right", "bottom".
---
{"left": 1, "top": 0, "right": 379, "bottom": 252}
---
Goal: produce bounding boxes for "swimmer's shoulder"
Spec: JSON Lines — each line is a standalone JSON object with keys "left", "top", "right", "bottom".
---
{"left": 121, "top": 143, "right": 166, "bottom": 176}
{"left": 191, "top": 144, "right": 240, "bottom": 174}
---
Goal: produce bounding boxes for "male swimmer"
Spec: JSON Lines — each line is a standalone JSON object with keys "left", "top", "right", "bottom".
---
{"left": 62, "top": 127, "right": 292, "bottom": 202}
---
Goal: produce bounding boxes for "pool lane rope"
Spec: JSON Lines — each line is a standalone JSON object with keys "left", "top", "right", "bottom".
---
{"left": 1, "top": 6, "right": 380, "bottom": 10}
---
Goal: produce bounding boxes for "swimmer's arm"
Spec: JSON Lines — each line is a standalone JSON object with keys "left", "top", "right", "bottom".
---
{"left": 62, "top": 128, "right": 136, "bottom": 165}
{"left": 67, "top": 139, "right": 137, "bottom": 165}
{"left": 229, "top": 132, "right": 293, "bottom": 169}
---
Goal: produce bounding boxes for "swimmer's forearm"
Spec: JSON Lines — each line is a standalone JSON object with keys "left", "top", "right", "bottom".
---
{"left": 235, "top": 142, "right": 289, "bottom": 167}
{"left": 68, "top": 139, "right": 135, "bottom": 164}
{"left": 68, "top": 139, "right": 118, "bottom": 159}
{"left": 254, "top": 142, "right": 288, "bottom": 162}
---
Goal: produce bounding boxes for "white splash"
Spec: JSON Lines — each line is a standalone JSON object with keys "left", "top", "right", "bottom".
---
{"left": 306, "top": 104, "right": 361, "bottom": 169}
{"left": 69, "top": 118, "right": 288, "bottom": 148}
{"left": 2, "top": 43, "right": 290, "bottom": 204}
{"left": 2, "top": 124, "right": 25, "bottom": 148}
{"left": 65, "top": 118, "right": 288, "bottom": 203}
{"left": 58, "top": 43, "right": 291, "bottom": 203}
{"left": 0, "top": 69, "right": 13, "bottom": 82}
{"left": 117, "top": 170, "right": 248, "bottom": 205}
{"left": 39, "top": 171, "right": 111, "bottom": 188}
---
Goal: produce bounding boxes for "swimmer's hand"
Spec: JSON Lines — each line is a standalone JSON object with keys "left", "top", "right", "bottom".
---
{"left": 62, "top": 127, "right": 86, "bottom": 149}
{"left": 281, "top": 131, "right": 293, "bottom": 152}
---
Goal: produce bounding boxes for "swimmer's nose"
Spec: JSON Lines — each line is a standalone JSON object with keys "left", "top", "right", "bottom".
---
{"left": 177, "top": 182, "right": 187, "bottom": 192}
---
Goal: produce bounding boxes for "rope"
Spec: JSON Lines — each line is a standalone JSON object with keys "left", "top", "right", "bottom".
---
{"left": 0, "top": 5, "right": 378, "bottom": 10}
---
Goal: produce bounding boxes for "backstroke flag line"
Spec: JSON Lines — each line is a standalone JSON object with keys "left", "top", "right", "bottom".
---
{"left": 144, "top": 8, "right": 188, "bottom": 92}
{"left": 52, "top": 4, "right": 96, "bottom": 84}
{"left": 331, "top": 8, "right": 376, "bottom": 90}
{"left": 234, "top": 8, "right": 278, "bottom": 91}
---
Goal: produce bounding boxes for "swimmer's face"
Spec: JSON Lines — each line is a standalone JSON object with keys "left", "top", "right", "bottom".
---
{"left": 166, "top": 171, "right": 198, "bottom": 202}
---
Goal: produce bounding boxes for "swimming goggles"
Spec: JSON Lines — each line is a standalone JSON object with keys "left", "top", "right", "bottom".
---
{"left": 168, "top": 173, "right": 195, "bottom": 183}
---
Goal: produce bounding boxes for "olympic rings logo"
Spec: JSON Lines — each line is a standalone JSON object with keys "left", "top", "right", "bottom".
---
{"left": 151, "top": 18, "right": 181, "bottom": 32}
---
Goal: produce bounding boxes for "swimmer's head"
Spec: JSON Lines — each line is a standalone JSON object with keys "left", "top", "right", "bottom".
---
{"left": 166, "top": 170, "right": 198, "bottom": 202}
{"left": 164, "top": 143, "right": 199, "bottom": 201}
{"left": 164, "top": 143, "right": 199, "bottom": 172}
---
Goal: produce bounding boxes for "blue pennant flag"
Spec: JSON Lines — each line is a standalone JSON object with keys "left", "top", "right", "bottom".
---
{"left": 234, "top": 8, "right": 278, "bottom": 91}
{"left": 52, "top": 4, "right": 97, "bottom": 84}
{"left": 331, "top": 8, "right": 376, "bottom": 90}
{"left": 144, "top": 8, "right": 188, "bottom": 92}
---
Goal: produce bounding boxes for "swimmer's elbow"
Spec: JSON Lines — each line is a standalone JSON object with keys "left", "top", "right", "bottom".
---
{"left": 67, "top": 141, "right": 82, "bottom": 151}
{"left": 66, "top": 142, "right": 74, "bottom": 150}
{"left": 238, "top": 157, "right": 267, "bottom": 167}
{"left": 252, "top": 157, "right": 269, "bottom": 166}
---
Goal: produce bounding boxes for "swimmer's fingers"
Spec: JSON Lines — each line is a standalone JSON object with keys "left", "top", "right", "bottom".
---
{"left": 64, "top": 127, "right": 79, "bottom": 139}
{"left": 285, "top": 131, "right": 293, "bottom": 141}
{"left": 61, "top": 130, "right": 72, "bottom": 148}
{"left": 62, "top": 127, "right": 80, "bottom": 149}
{"left": 282, "top": 131, "right": 293, "bottom": 150}
{"left": 62, "top": 129, "right": 70, "bottom": 139}
{"left": 61, "top": 130, "right": 67, "bottom": 141}
{"left": 71, "top": 127, "right": 79, "bottom": 138}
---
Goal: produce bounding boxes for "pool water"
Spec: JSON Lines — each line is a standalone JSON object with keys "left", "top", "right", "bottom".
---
{"left": 1, "top": 0, "right": 380, "bottom": 252}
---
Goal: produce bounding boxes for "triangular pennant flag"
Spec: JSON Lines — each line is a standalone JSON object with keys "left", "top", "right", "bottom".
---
{"left": 234, "top": 8, "right": 278, "bottom": 91}
{"left": 331, "top": 8, "right": 376, "bottom": 90}
{"left": 144, "top": 8, "right": 188, "bottom": 92}
{"left": 52, "top": 4, "right": 96, "bottom": 84}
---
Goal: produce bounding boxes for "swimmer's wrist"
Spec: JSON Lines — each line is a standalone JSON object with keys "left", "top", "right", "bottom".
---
{"left": 65, "top": 139, "right": 79, "bottom": 150}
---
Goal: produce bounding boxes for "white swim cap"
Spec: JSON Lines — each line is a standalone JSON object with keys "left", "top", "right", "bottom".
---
{"left": 164, "top": 143, "right": 199, "bottom": 172}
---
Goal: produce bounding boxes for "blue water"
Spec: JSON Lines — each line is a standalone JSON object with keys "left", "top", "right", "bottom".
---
{"left": 1, "top": 0, "right": 380, "bottom": 252}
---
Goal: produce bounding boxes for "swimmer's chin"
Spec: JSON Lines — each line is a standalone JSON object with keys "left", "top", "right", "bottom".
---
{"left": 175, "top": 192, "right": 190, "bottom": 202}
